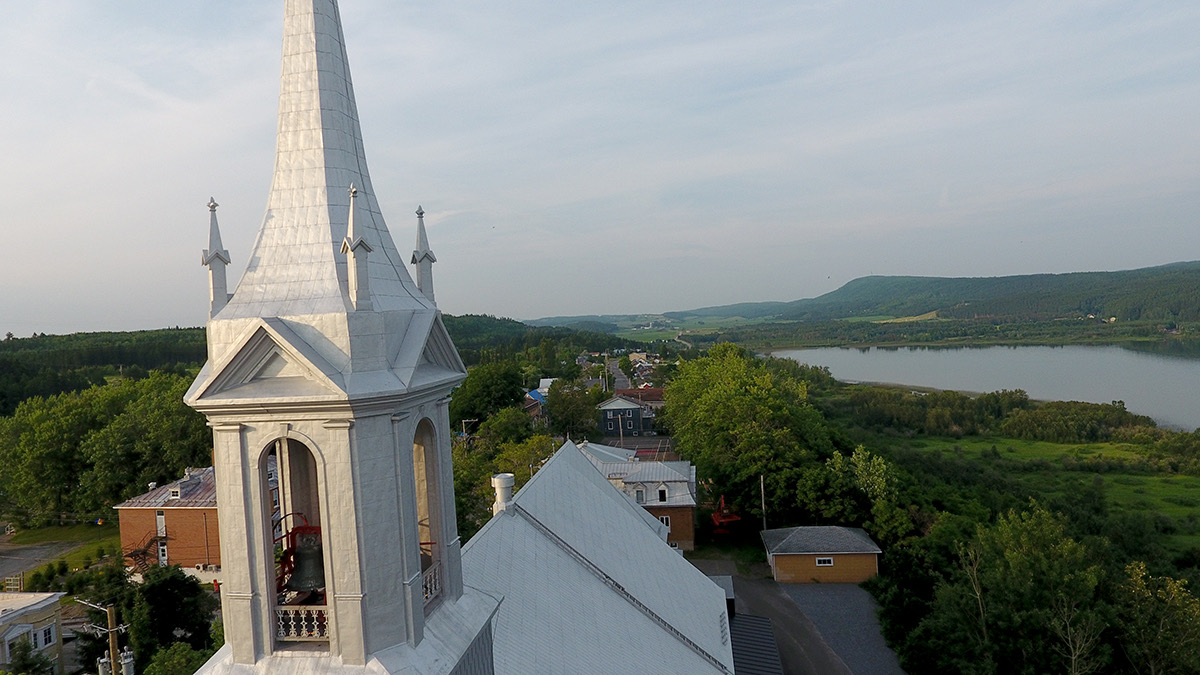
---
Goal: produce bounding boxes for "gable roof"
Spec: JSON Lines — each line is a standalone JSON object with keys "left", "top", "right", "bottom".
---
{"left": 463, "top": 441, "right": 734, "bottom": 674}
{"left": 598, "top": 395, "right": 648, "bottom": 411}
{"left": 760, "top": 526, "right": 881, "bottom": 555}
{"left": 114, "top": 467, "right": 217, "bottom": 510}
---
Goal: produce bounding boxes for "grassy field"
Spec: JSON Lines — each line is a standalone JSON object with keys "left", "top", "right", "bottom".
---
{"left": 892, "top": 436, "right": 1200, "bottom": 555}
{"left": 10, "top": 523, "right": 118, "bottom": 546}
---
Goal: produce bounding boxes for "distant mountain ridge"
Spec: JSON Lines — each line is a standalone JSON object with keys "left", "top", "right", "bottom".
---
{"left": 530, "top": 261, "right": 1200, "bottom": 327}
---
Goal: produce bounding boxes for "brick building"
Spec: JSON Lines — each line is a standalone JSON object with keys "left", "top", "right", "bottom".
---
{"left": 578, "top": 441, "right": 698, "bottom": 550}
{"left": 114, "top": 467, "right": 221, "bottom": 572}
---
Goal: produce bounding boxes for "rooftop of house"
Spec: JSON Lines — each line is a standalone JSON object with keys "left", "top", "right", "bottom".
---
{"left": 598, "top": 395, "right": 655, "bottom": 411}
{"left": 0, "top": 593, "right": 64, "bottom": 624}
{"left": 761, "top": 526, "right": 882, "bottom": 556}
{"left": 113, "top": 467, "right": 216, "bottom": 510}
{"left": 613, "top": 387, "right": 665, "bottom": 402}
{"left": 462, "top": 441, "right": 734, "bottom": 674}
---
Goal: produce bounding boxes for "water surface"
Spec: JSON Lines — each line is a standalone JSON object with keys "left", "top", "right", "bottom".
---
{"left": 775, "top": 345, "right": 1200, "bottom": 430}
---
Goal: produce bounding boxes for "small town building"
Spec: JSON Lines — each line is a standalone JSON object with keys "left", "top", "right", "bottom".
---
{"left": 760, "top": 526, "right": 881, "bottom": 583}
{"left": 114, "top": 467, "right": 220, "bottom": 573}
{"left": 0, "top": 592, "right": 65, "bottom": 674}
{"left": 578, "top": 441, "right": 698, "bottom": 550}
{"left": 597, "top": 395, "right": 656, "bottom": 436}
{"left": 463, "top": 442, "right": 734, "bottom": 674}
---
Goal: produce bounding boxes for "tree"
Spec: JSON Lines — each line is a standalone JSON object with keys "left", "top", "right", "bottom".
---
{"left": 493, "top": 435, "right": 558, "bottom": 489}
{"left": 128, "top": 565, "right": 219, "bottom": 671}
{"left": 144, "top": 641, "right": 212, "bottom": 675}
{"left": 618, "top": 355, "right": 635, "bottom": 383}
{"left": 545, "top": 380, "right": 602, "bottom": 441}
{"left": 475, "top": 406, "right": 533, "bottom": 451}
{"left": 665, "top": 343, "right": 834, "bottom": 520}
{"left": 5, "top": 638, "right": 53, "bottom": 675}
{"left": 1118, "top": 561, "right": 1200, "bottom": 675}
{"left": 915, "top": 504, "right": 1108, "bottom": 675}
{"left": 448, "top": 362, "right": 525, "bottom": 427}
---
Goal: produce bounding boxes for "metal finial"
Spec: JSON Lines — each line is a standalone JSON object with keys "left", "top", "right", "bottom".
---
{"left": 416, "top": 206, "right": 425, "bottom": 218}
{"left": 208, "top": 198, "right": 218, "bottom": 212}
{"left": 349, "top": 184, "right": 358, "bottom": 198}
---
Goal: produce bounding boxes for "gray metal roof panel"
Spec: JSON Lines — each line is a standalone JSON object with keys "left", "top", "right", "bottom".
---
{"left": 760, "top": 526, "right": 881, "bottom": 555}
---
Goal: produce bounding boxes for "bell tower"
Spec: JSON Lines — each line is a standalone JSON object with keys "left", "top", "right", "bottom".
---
{"left": 186, "top": 1, "right": 498, "bottom": 672}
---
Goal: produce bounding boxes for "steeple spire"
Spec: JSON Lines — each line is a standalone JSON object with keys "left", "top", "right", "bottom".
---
{"left": 412, "top": 205, "right": 437, "bottom": 303}
{"left": 201, "top": 198, "right": 231, "bottom": 318}
{"left": 218, "top": 0, "right": 430, "bottom": 319}
{"left": 341, "top": 184, "right": 373, "bottom": 311}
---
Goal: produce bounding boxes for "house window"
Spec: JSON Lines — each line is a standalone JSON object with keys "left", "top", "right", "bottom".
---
{"left": 607, "top": 411, "right": 614, "bottom": 419}
{"left": 626, "top": 420, "right": 633, "bottom": 429}
{"left": 607, "top": 422, "right": 613, "bottom": 430}
{"left": 816, "top": 557, "right": 834, "bottom": 567}
{"left": 41, "top": 626, "right": 54, "bottom": 647}
{"left": 658, "top": 515, "right": 671, "bottom": 528}
{"left": 169, "top": 487, "right": 181, "bottom": 499}
{"left": 158, "top": 541, "right": 169, "bottom": 566}
{"left": 635, "top": 489, "right": 645, "bottom": 504}
{"left": 658, "top": 488, "right": 667, "bottom": 502}
{"left": 31, "top": 631, "right": 39, "bottom": 650}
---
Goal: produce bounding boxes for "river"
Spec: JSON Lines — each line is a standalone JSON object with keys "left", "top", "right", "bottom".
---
{"left": 774, "top": 345, "right": 1200, "bottom": 430}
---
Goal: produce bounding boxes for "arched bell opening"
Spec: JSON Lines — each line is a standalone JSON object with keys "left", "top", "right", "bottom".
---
{"left": 262, "top": 438, "right": 329, "bottom": 644}
{"left": 412, "top": 419, "right": 444, "bottom": 609}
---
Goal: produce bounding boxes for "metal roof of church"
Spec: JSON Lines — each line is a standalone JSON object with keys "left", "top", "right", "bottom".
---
{"left": 463, "top": 441, "right": 735, "bottom": 674}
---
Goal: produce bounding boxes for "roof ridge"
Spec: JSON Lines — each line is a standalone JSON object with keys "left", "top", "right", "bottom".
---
{"left": 511, "top": 503, "right": 731, "bottom": 674}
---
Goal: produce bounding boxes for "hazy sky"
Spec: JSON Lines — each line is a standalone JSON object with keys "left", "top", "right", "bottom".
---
{"left": 3, "top": 1, "right": 1199, "bottom": 336}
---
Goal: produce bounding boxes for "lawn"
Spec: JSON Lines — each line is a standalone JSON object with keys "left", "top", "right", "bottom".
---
{"left": 10, "top": 522, "right": 118, "bottom": 546}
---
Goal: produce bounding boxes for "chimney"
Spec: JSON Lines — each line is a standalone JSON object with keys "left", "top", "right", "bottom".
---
{"left": 491, "top": 473, "right": 515, "bottom": 516}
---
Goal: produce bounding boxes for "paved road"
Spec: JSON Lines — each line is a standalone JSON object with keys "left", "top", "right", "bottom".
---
{"left": 0, "top": 540, "right": 77, "bottom": 579}
{"left": 607, "top": 359, "right": 631, "bottom": 390}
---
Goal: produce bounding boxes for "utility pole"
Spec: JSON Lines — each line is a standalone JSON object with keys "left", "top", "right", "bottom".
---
{"left": 78, "top": 599, "right": 131, "bottom": 675}
{"left": 760, "top": 474, "right": 768, "bottom": 531}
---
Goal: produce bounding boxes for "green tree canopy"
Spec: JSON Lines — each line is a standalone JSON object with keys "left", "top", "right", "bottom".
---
{"left": 665, "top": 343, "right": 834, "bottom": 519}
{"left": 448, "top": 362, "right": 525, "bottom": 428}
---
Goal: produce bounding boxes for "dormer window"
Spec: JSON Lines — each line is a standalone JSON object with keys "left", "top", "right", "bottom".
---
{"left": 635, "top": 488, "right": 645, "bottom": 504}
{"left": 658, "top": 487, "right": 668, "bottom": 503}
{"left": 169, "top": 487, "right": 181, "bottom": 499}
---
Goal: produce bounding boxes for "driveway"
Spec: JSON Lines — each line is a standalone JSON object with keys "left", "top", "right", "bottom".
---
{"left": 690, "top": 558, "right": 851, "bottom": 675}
{"left": 780, "top": 584, "right": 905, "bottom": 675}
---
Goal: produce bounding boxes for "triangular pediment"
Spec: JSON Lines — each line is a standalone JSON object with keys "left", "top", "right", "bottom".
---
{"left": 196, "top": 319, "right": 347, "bottom": 402}
{"left": 392, "top": 312, "right": 466, "bottom": 391}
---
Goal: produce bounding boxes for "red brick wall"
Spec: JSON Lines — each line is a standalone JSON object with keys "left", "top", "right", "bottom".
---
{"left": 644, "top": 505, "right": 695, "bottom": 551}
{"left": 118, "top": 507, "right": 221, "bottom": 568}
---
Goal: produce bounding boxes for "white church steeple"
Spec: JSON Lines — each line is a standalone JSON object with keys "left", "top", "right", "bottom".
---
{"left": 187, "top": 1, "right": 498, "bottom": 672}
{"left": 201, "top": 198, "right": 231, "bottom": 319}
{"left": 412, "top": 206, "right": 436, "bottom": 303}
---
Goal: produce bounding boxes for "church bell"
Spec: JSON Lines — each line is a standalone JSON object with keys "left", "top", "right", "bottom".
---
{"left": 285, "top": 530, "right": 326, "bottom": 592}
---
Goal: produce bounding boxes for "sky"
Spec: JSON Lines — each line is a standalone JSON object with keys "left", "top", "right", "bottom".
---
{"left": 2, "top": 1, "right": 1199, "bottom": 336}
